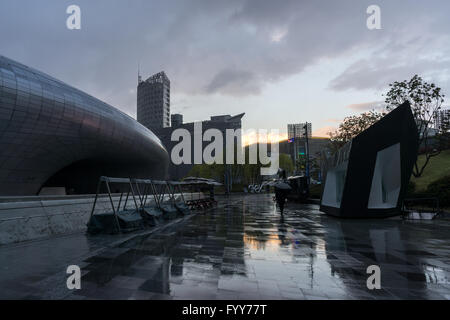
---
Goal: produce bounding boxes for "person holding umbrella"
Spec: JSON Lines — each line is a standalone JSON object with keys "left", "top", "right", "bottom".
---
{"left": 274, "top": 168, "right": 291, "bottom": 215}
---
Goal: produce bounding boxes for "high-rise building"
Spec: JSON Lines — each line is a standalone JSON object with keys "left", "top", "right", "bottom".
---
{"left": 171, "top": 113, "right": 183, "bottom": 127}
{"left": 288, "top": 123, "right": 312, "bottom": 139}
{"left": 137, "top": 71, "right": 170, "bottom": 130}
{"left": 0, "top": 55, "right": 169, "bottom": 196}
{"left": 434, "top": 109, "right": 450, "bottom": 131}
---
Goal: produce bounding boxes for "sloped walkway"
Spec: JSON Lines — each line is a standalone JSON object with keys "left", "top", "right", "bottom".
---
{"left": 1, "top": 194, "right": 449, "bottom": 300}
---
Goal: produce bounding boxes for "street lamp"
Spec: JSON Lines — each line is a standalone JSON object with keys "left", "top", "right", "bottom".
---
{"left": 303, "top": 123, "right": 310, "bottom": 184}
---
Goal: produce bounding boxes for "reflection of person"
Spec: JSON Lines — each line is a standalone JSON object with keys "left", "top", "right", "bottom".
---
{"left": 274, "top": 169, "right": 289, "bottom": 214}
{"left": 277, "top": 215, "right": 290, "bottom": 246}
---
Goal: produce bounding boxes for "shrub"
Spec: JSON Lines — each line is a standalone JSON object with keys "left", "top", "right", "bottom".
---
{"left": 309, "top": 184, "right": 323, "bottom": 199}
{"left": 426, "top": 175, "right": 450, "bottom": 207}
{"left": 406, "top": 180, "right": 416, "bottom": 196}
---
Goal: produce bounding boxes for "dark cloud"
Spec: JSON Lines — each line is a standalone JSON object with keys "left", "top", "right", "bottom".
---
{"left": 328, "top": 4, "right": 450, "bottom": 92}
{"left": 1, "top": 0, "right": 450, "bottom": 116}
{"left": 345, "top": 101, "right": 385, "bottom": 111}
{"left": 204, "top": 69, "right": 260, "bottom": 95}
{"left": 329, "top": 57, "right": 450, "bottom": 92}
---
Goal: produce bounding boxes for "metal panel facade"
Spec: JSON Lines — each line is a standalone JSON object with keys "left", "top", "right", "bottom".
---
{"left": 0, "top": 55, "right": 169, "bottom": 195}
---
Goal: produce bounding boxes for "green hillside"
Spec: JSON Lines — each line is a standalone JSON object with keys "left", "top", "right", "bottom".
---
{"left": 411, "top": 149, "right": 450, "bottom": 191}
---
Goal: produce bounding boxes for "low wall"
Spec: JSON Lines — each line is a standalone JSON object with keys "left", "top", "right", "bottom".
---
{"left": 0, "top": 193, "right": 203, "bottom": 246}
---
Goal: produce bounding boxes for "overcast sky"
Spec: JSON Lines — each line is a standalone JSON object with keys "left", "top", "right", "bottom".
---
{"left": 1, "top": 0, "right": 449, "bottom": 138}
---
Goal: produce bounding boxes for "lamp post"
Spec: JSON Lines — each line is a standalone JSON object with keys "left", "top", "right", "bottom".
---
{"left": 304, "top": 122, "right": 310, "bottom": 184}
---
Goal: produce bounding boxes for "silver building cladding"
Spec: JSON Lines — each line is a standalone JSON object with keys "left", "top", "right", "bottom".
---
{"left": 0, "top": 55, "right": 169, "bottom": 196}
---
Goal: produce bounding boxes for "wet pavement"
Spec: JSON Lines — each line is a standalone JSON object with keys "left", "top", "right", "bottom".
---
{"left": 1, "top": 194, "right": 449, "bottom": 300}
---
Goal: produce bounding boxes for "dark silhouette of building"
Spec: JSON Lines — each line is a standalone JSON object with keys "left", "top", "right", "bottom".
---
{"left": 288, "top": 122, "right": 312, "bottom": 139}
{"left": 137, "top": 71, "right": 170, "bottom": 130}
{"left": 434, "top": 109, "right": 449, "bottom": 132}
{"left": 0, "top": 55, "right": 169, "bottom": 196}
{"left": 154, "top": 113, "right": 245, "bottom": 180}
{"left": 171, "top": 113, "right": 183, "bottom": 127}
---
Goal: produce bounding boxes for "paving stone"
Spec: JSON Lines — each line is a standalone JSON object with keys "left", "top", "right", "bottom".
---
{"left": 1, "top": 194, "right": 449, "bottom": 300}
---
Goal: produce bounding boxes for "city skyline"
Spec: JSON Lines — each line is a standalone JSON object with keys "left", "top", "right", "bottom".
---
{"left": 0, "top": 1, "right": 449, "bottom": 304}
{"left": 1, "top": 0, "right": 450, "bottom": 140}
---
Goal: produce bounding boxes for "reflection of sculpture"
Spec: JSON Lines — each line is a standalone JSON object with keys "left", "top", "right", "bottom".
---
{"left": 320, "top": 101, "right": 419, "bottom": 218}
{"left": 324, "top": 220, "right": 427, "bottom": 298}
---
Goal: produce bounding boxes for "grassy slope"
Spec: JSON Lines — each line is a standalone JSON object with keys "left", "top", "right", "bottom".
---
{"left": 411, "top": 149, "right": 450, "bottom": 191}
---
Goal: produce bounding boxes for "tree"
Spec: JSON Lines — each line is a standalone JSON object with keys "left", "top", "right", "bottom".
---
{"left": 384, "top": 75, "right": 446, "bottom": 177}
{"left": 328, "top": 110, "right": 385, "bottom": 152}
{"left": 187, "top": 163, "right": 220, "bottom": 180}
{"left": 295, "top": 154, "right": 306, "bottom": 173}
{"left": 279, "top": 153, "right": 294, "bottom": 175}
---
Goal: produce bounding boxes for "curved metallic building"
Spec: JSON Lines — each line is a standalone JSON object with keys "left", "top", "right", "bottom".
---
{"left": 0, "top": 55, "right": 169, "bottom": 196}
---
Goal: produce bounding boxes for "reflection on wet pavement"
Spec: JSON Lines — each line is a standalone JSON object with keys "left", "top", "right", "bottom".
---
{"left": 2, "top": 194, "right": 450, "bottom": 300}
{"left": 70, "top": 194, "right": 450, "bottom": 300}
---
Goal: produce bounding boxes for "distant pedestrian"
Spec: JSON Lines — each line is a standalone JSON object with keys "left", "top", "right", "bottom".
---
{"left": 274, "top": 169, "right": 291, "bottom": 215}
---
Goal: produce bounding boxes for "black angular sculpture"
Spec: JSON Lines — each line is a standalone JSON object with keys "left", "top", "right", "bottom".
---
{"left": 320, "top": 101, "right": 419, "bottom": 218}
